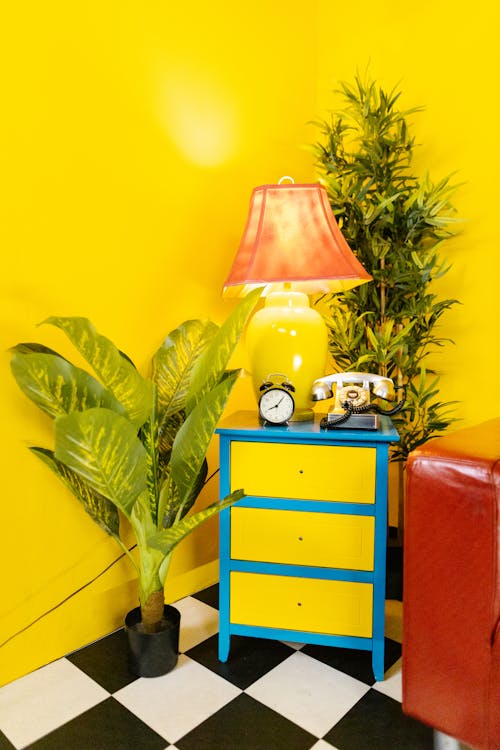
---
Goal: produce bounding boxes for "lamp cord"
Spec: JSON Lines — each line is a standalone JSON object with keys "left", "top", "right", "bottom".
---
{"left": 0, "top": 468, "right": 221, "bottom": 651}
{"left": 0, "top": 545, "right": 136, "bottom": 649}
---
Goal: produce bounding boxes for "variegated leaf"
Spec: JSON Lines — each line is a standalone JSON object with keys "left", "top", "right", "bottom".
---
{"left": 54, "top": 407, "right": 148, "bottom": 517}
{"left": 129, "top": 491, "right": 169, "bottom": 601}
{"left": 158, "top": 410, "right": 184, "bottom": 463}
{"left": 157, "top": 458, "right": 208, "bottom": 529}
{"left": 152, "top": 319, "right": 218, "bottom": 419}
{"left": 157, "top": 467, "right": 179, "bottom": 530}
{"left": 185, "top": 286, "right": 262, "bottom": 414}
{"left": 10, "top": 343, "right": 70, "bottom": 360}
{"left": 148, "top": 489, "right": 244, "bottom": 556}
{"left": 30, "top": 446, "right": 120, "bottom": 538}
{"left": 178, "top": 457, "right": 208, "bottom": 521}
{"left": 139, "top": 412, "right": 160, "bottom": 526}
{"left": 10, "top": 352, "right": 127, "bottom": 420}
{"left": 170, "top": 372, "right": 239, "bottom": 506}
{"left": 42, "top": 317, "right": 153, "bottom": 428}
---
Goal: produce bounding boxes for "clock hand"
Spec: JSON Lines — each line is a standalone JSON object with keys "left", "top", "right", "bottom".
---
{"left": 271, "top": 396, "right": 284, "bottom": 409}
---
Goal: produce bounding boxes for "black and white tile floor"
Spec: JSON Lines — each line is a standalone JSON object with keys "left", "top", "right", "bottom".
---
{"left": 0, "top": 585, "right": 433, "bottom": 749}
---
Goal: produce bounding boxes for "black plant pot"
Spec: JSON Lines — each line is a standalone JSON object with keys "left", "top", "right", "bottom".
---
{"left": 125, "top": 604, "right": 180, "bottom": 677}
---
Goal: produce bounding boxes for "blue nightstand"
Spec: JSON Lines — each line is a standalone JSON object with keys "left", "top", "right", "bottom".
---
{"left": 216, "top": 411, "right": 399, "bottom": 681}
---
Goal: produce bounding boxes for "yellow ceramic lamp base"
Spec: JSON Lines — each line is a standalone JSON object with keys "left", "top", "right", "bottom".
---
{"left": 246, "top": 290, "right": 327, "bottom": 420}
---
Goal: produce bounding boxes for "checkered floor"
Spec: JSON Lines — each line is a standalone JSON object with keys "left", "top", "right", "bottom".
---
{"left": 0, "top": 585, "right": 433, "bottom": 750}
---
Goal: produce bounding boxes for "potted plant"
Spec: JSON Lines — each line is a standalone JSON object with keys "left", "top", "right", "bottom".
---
{"left": 310, "top": 76, "right": 462, "bottom": 597}
{"left": 310, "top": 75, "right": 461, "bottom": 462}
{"left": 9, "top": 288, "right": 261, "bottom": 676}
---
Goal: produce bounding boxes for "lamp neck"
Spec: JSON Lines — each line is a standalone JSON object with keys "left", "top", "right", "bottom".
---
{"left": 265, "top": 290, "right": 310, "bottom": 309}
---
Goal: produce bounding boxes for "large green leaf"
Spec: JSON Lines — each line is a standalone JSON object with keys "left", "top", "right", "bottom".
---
{"left": 10, "top": 343, "right": 70, "bottom": 360}
{"left": 171, "top": 371, "right": 239, "bottom": 507}
{"left": 148, "top": 489, "right": 244, "bottom": 557}
{"left": 42, "top": 317, "right": 153, "bottom": 428}
{"left": 54, "top": 407, "right": 148, "bottom": 517}
{"left": 157, "top": 458, "right": 208, "bottom": 530}
{"left": 10, "top": 351, "right": 126, "bottom": 420}
{"left": 30, "top": 446, "right": 120, "bottom": 538}
{"left": 157, "top": 467, "right": 179, "bottom": 530}
{"left": 157, "top": 410, "right": 184, "bottom": 468}
{"left": 140, "top": 412, "right": 160, "bottom": 526}
{"left": 185, "top": 286, "right": 262, "bottom": 414}
{"left": 177, "top": 457, "right": 208, "bottom": 521}
{"left": 152, "top": 319, "right": 218, "bottom": 466}
{"left": 152, "top": 319, "right": 218, "bottom": 419}
{"left": 128, "top": 491, "right": 166, "bottom": 603}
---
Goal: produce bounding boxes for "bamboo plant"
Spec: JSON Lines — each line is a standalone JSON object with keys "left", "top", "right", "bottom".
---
{"left": 311, "top": 75, "right": 461, "bottom": 460}
{"left": 10, "top": 288, "right": 260, "bottom": 633}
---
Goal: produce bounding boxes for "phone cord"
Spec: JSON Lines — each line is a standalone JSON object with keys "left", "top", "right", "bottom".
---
{"left": 320, "top": 386, "right": 406, "bottom": 430}
{"left": 319, "top": 402, "right": 355, "bottom": 429}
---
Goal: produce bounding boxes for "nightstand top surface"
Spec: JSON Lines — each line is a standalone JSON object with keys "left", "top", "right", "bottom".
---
{"left": 216, "top": 410, "right": 399, "bottom": 444}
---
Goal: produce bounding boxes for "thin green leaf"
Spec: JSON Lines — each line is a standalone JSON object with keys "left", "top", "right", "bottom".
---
{"left": 366, "top": 327, "right": 379, "bottom": 350}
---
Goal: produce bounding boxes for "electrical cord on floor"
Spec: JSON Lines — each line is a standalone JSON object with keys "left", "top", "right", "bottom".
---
{"left": 0, "top": 544, "right": 137, "bottom": 649}
{"left": 0, "top": 467, "right": 221, "bottom": 650}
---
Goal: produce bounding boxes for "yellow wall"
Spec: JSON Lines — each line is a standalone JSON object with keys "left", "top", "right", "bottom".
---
{"left": 0, "top": 1, "right": 317, "bottom": 685}
{"left": 1, "top": 0, "right": 499, "bottom": 686}
{"left": 316, "top": 1, "right": 500, "bottom": 425}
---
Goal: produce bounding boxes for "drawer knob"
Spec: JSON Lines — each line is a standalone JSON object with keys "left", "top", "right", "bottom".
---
{"left": 297, "top": 602, "right": 302, "bottom": 607}
{"left": 298, "top": 536, "right": 303, "bottom": 541}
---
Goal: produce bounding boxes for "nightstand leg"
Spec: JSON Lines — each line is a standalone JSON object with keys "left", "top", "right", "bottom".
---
{"left": 218, "top": 506, "right": 231, "bottom": 663}
{"left": 218, "top": 629, "right": 230, "bottom": 662}
{"left": 373, "top": 444, "right": 389, "bottom": 683}
{"left": 372, "top": 639, "right": 385, "bottom": 682}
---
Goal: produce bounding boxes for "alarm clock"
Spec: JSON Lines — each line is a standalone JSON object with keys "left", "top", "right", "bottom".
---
{"left": 258, "top": 374, "right": 296, "bottom": 425}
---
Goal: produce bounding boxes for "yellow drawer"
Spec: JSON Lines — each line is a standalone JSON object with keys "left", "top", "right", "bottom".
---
{"left": 231, "top": 507, "right": 374, "bottom": 570}
{"left": 230, "top": 442, "right": 376, "bottom": 503}
{"left": 230, "top": 572, "right": 373, "bottom": 638}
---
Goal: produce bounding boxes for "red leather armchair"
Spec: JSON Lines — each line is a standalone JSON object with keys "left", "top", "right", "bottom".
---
{"left": 402, "top": 419, "right": 500, "bottom": 750}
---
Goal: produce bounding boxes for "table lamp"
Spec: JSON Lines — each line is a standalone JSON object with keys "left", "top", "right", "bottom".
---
{"left": 223, "top": 178, "right": 372, "bottom": 421}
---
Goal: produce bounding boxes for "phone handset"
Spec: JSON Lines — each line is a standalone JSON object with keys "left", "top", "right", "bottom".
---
{"left": 311, "top": 371, "right": 405, "bottom": 429}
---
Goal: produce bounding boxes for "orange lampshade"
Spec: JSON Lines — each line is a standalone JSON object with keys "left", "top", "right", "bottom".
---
{"left": 223, "top": 181, "right": 372, "bottom": 297}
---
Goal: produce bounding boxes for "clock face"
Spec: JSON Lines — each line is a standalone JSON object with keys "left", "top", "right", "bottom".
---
{"left": 259, "top": 388, "right": 295, "bottom": 424}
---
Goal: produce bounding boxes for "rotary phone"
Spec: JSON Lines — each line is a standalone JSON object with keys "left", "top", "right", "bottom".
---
{"left": 311, "top": 372, "right": 405, "bottom": 430}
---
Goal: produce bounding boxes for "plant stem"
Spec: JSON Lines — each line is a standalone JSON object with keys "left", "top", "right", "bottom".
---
{"left": 141, "top": 590, "right": 165, "bottom": 633}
